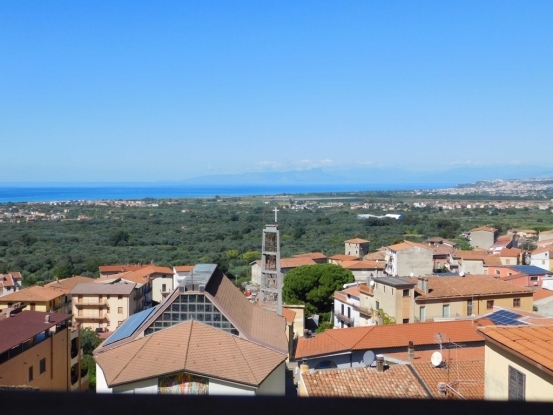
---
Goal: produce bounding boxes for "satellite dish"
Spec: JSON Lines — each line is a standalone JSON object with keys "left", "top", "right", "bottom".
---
{"left": 363, "top": 350, "right": 376, "bottom": 367}
{"left": 459, "top": 272, "right": 465, "bottom": 277}
{"left": 410, "top": 272, "right": 414, "bottom": 277}
{"left": 431, "top": 352, "right": 443, "bottom": 367}
{"left": 369, "top": 280, "right": 375, "bottom": 287}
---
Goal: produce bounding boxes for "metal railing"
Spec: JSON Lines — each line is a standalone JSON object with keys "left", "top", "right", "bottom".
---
{"left": 74, "top": 299, "right": 109, "bottom": 306}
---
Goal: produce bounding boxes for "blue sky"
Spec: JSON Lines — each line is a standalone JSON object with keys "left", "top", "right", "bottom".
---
{"left": 1, "top": 1, "right": 552, "bottom": 182}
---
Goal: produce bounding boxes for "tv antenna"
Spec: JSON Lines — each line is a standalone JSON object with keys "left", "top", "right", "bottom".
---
{"left": 434, "top": 333, "right": 444, "bottom": 352}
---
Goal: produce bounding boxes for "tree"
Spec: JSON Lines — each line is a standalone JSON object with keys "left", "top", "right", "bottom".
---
{"left": 242, "top": 251, "right": 261, "bottom": 263}
{"left": 226, "top": 250, "right": 240, "bottom": 260}
{"left": 283, "top": 264, "right": 354, "bottom": 315}
{"left": 108, "top": 230, "right": 130, "bottom": 246}
{"left": 81, "top": 327, "right": 102, "bottom": 355}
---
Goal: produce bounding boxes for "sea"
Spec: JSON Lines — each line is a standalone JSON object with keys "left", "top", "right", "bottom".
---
{"left": 0, "top": 183, "right": 455, "bottom": 203}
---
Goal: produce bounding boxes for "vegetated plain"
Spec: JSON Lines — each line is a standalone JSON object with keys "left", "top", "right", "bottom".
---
{"left": 1, "top": 192, "right": 552, "bottom": 287}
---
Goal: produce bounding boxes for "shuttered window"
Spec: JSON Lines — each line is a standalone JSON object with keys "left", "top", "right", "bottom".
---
{"left": 508, "top": 366, "right": 525, "bottom": 401}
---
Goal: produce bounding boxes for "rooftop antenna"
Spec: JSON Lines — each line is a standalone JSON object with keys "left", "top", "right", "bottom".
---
{"left": 434, "top": 333, "right": 444, "bottom": 352}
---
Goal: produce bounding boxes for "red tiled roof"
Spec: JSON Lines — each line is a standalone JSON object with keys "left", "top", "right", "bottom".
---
{"left": 280, "top": 257, "right": 317, "bottom": 268}
{"left": 339, "top": 261, "right": 385, "bottom": 270}
{"left": 500, "top": 248, "right": 521, "bottom": 257}
{"left": 363, "top": 251, "right": 387, "bottom": 261}
{"left": 95, "top": 320, "right": 287, "bottom": 388}
{"left": 533, "top": 288, "right": 553, "bottom": 301}
{"left": 470, "top": 227, "right": 497, "bottom": 233}
{"left": 99, "top": 265, "right": 145, "bottom": 273}
{"left": 301, "top": 365, "right": 428, "bottom": 398}
{"left": 388, "top": 241, "right": 431, "bottom": 251}
{"left": 282, "top": 308, "right": 296, "bottom": 324}
{"left": 0, "top": 285, "right": 64, "bottom": 303}
{"left": 44, "top": 276, "right": 95, "bottom": 294}
{"left": 174, "top": 265, "right": 194, "bottom": 272}
{"left": 385, "top": 345, "right": 484, "bottom": 363}
{"left": 292, "top": 252, "right": 327, "bottom": 260}
{"left": 532, "top": 246, "right": 553, "bottom": 256}
{"left": 478, "top": 326, "right": 553, "bottom": 375}
{"left": 295, "top": 319, "right": 492, "bottom": 359}
{"left": 329, "top": 255, "right": 360, "bottom": 261}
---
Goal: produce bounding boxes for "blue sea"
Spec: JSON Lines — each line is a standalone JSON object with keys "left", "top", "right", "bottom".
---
{"left": 0, "top": 183, "right": 454, "bottom": 203}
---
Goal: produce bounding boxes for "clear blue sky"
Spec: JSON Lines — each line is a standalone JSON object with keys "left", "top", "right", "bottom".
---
{"left": 1, "top": 1, "right": 552, "bottom": 182}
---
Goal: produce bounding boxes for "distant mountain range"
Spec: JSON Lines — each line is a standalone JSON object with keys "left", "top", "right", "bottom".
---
{"left": 184, "top": 165, "right": 553, "bottom": 187}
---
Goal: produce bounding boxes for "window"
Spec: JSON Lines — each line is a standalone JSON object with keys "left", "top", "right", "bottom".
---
{"left": 118, "top": 307, "right": 123, "bottom": 314}
{"left": 375, "top": 301, "right": 380, "bottom": 310}
{"left": 78, "top": 309, "right": 83, "bottom": 317}
{"left": 487, "top": 300, "right": 494, "bottom": 309}
{"left": 442, "top": 304, "right": 450, "bottom": 318}
{"left": 543, "top": 260, "right": 546, "bottom": 265}
{"left": 118, "top": 295, "right": 122, "bottom": 300}
{"left": 530, "top": 276, "right": 538, "bottom": 281}
{"left": 391, "top": 289, "right": 394, "bottom": 295}
{"left": 29, "top": 366, "right": 34, "bottom": 382}
{"left": 467, "top": 299, "right": 473, "bottom": 315}
{"left": 162, "top": 284, "right": 166, "bottom": 292}
{"left": 419, "top": 306, "right": 426, "bottom": 322}
{"left": 403, "top": 289, "right": 410, "bottom": 297}
{"left": 513, "top": 298, "right": 521, "bottom": 308}
{"left": 341, "top": 304, "right": 344, "bottom": 314}
{"left": 347, "top": 307, "right": 351, "bottom": 318}
{"left": 383, "top": 286, "right": 386, "bottom": 293}
{"left": 40, "top": 358, "right": 46, "bottom": 374}
{"left": 508, "top": 366, "right": 525, "bottom": 401}
{"left": 30, "top": 303, "right": 36, "bottom": 311}
{"left": 402, "top": 318, "right": 409, "bottom": 324}
{"left": 495, "top": 270, "right": 501, "bottom": 275}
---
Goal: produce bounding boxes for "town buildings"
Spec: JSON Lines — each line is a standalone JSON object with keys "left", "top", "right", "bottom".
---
{"left": 344, "top": 238, "right": 370, "bottom": 258}
{"left": 0, "top": 272, "right": 22, "bottom": 297}
{"left": 0, "top": 308, "right": 87, "bottom": 391}
{"left": 469, "top": 227, "right": 498, "bottom": 249}
{"left": 531, "top": 247, "right": 553, "bottom": 272}
{"left": 384, "top": 241, "right": 433, "bottom": 277}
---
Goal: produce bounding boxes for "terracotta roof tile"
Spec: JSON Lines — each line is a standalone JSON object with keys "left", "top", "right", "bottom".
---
{"left": 388, "top": 241, "right": 431, "bottom": 251}
{"left": 0, "top": 285, "right": 63, "bottom": 303}
{"left": 329, "top": 254, "right": 360, "bottom": 261}
{"left": 292, "top": 252, "right": 327, "bottom": 260}
{"left": 95, "top": 320, "right": 287, "bottom": 388}
{"left": 411, "top": 360, "right": 484, "bottom": 399}
{"left": 296, "top": 320, "right": 491, "bottom": 359}
{"left": 500, "top": 248, "right": 521, "bottom": 257}
{"left": 99, "top": 265, "right": 145, "bottom": 273}
{"left": 282, "top": 307, "right": 296, "bottom": 324}
{"left": 404, "top": 276, "right": 532, "bottom": 300}
{"left": 174, "top": 265, "right": 194, "bottom": 272}
{"left": 470, "top": 227, "right": 497, "bottom": 233}
{"left": 479, "top": 326, "right": 553, "bottom": 373}
{"left": 532, "top": 246, "right": 553, "bottom": 256}
{"left": 280, "top": 257, "right": 317, "bottom": 268}
{"left": 385, "top": 345, "right": 484, "bottom": 363}
{"left": 533, "top": 288, "right": 553, "bottom": 301}
{"left": 44, "top": 276, "right": 95, "bottom": 294}
{"left": 363, "top": 251, "right": 387, "bottom": 261}
{"left": 301, "top": 365, "right": 428, "bottom": 398}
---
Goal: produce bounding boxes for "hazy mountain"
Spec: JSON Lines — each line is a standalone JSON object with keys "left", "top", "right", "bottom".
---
{"left": 183, "top": 165, "right": 553, "bottom": 186}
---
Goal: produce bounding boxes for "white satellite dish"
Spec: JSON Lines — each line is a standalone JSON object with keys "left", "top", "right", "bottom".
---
{"left": 363, "top": 350, "right": 376, "bottom": 367}
{"left": 431, "top": 351, "right": 443, "bottom": 367}
{"left": 459, "top": 272, "right": 465, "bottom": 277}
{"left": 369, "top": 280, "right": 375, "bottom": 287}
{"left": 410, "top": 272, "right": 414, "bottom": 277}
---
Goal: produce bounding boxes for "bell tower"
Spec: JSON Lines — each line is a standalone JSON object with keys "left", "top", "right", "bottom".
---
{"left": 259, "top": 208, "right": 282, "bottom": 315}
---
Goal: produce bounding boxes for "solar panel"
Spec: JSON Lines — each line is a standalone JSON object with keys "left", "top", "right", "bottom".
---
{"left": 508, "top": 265, "right": 549, "bottom": 275}
{"left": 488, "top": 310, "right": 526, "bottom": 326}
{"left": 103, "top": 307, "right": 157, "bottom": 346}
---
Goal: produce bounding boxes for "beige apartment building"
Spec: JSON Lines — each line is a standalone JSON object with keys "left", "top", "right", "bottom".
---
{"left": 359, "top": 277, "right": 415, "bottom": 324}
{"left": 406, "top": 275, "right": 533, "bottom": 322}
{"left": 0, "top": 308, "right": 88, "bottom": 391}
{"left": 71, "top": 282, "right": 139, "bottom": 332}
{"left": 480, "top": 326, "right": 553, "bottom": 401}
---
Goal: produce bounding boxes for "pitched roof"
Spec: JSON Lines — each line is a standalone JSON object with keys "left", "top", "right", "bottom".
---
{"left": 292, "top": 252, "right": 327, "bottom": 260}
{"left": 0, "top": 311, "right": 72, "bottom": 354}
{"left": 44, "top": 276, "right": 95, "bottom": 294}
{"left": 388, "top": 241, "right": 431, "bottom": 251}
{"left": 363, "top": 251, "right": 387, "bottom": 261}
{"left": 478, "top": 326, "right": 553, "bottom": 375}
{"left": 71, "top": 282, "right": 136, "bottom": 295}
{"left": 404, "top": 276, "right": 532, "bottom": 300}
{"left": 470, "top": 226, "right": 497, "bottom": 233}
{"left": 339, "top": 260, "right": 385, "bottom": 270}
{"left": 385, "top": 345, "right": 485, "bottom": 363}
{"left": 532, "top": 246, "right": 553, "bottom": 256}
{"left": 345, "top": 238, "right": 370, "bottom": 244}
{"left": 482, "top": 256, "right": 504, "bottom": 266}
{"left": 329, "top": 254, "right": 360, "bottom": 261}
{"left": 411, "top": 360, "right": 484, "bottom": 400}
{"left": 301, "top": 365, "right": 428, "bottom": 398}
{"left": 452, "top": 250, "right": 489, "bottom": 260}
{"left": 539, "top": 229, "right": 553, "bottom": 235}
{"left": 174, "top": 265, "right": 194, "bottom": 272}
{"left": 0, "top": 285, "right": 63, "bottom": 303}
{"left": 95, "top": 320, "right": 287, "bottom": 388}
{"left": 295, "top": 319, "right": 491, "bottom": 359}
{"left": 533, "top": 288, "right": 553, "bottom": 302}
{"left": 99, "top": 265, "right": 145, "bottom": 273}
{"left": 0, "top": 273, "right": 17, "bottom": 288}
{"left": 500, "top": 248, "right": 521, "bottom": 257}
{"left": 280, "top": 257, "right": 317, "bottom": 268}
{"left": 204, "top": 269, "right": 288, "bottom": 353}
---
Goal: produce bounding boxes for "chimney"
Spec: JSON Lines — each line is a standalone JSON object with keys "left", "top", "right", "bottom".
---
{"left": 408, "top": 341, "right": 415, "bottom": 360}
{"left": 45, "top": 314, "right": 51, "bottom": 323}
{"left": 422, "top": 278, "right": 429, "bottom": 294}
{"left": 437, "top": 382, "right": 447, "bottom": 397}
{"left": 376, "top": 355, "right": 384, "bottom": 373}
{"left": 417, "top": 277, "right": 424, "bottom": 290}
{"left": 300, "top": 361, "right": 310, "bottom": 374}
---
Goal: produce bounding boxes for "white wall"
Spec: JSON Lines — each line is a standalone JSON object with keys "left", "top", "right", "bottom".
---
{"left": 96, "top": 364, "right": 113, "bottom": 394}
{"left": 114, "top": 377, "right": 157, "bottom": 394}
{"left": 209, "top": 378, "right": 256, "bottom": 396}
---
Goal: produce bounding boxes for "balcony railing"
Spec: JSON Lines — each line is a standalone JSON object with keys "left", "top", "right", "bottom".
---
{"left": 358, "top": 306, "right": 372, "bottom": 316}
{"left": 74, "top": 299, "right": 109, "bottom": 306}
{"left": 75, "top": 314, "right": 109, "bottom": 321}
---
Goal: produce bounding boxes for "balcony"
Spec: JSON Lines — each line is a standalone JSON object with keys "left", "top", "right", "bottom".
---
{"left": 358, "top": 306, "right": 372, "bottom": 317}
{"left": 335, "top": 313, "right": 354, "bottom": 324}
{"left": 75, "top": 299, "right": 109, "bottom": 307}
{"left": 75, "top": 313, "right": 109, "bottom": 321}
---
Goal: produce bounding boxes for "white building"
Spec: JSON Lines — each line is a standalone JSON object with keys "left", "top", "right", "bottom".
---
{"left": 333, "top": 284, "right": 364, "bottom": 328}
{"left": 384, "top": 241, "right": 433, "bottom": 277}
{"left": 531, "top": 247, "right": 553, "bottom": 272}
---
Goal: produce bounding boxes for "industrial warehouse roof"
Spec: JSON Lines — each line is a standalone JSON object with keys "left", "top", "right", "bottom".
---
{"left": 295, "top": 319, "right": 492, "bottom": 359}
{"left": 95, "top": 320, "right": 287, "bottom": 388}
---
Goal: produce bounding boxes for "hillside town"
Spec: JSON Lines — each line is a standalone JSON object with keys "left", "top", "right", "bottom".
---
{"left": 2, "top": 219, "right": 553, "bottom": 401}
